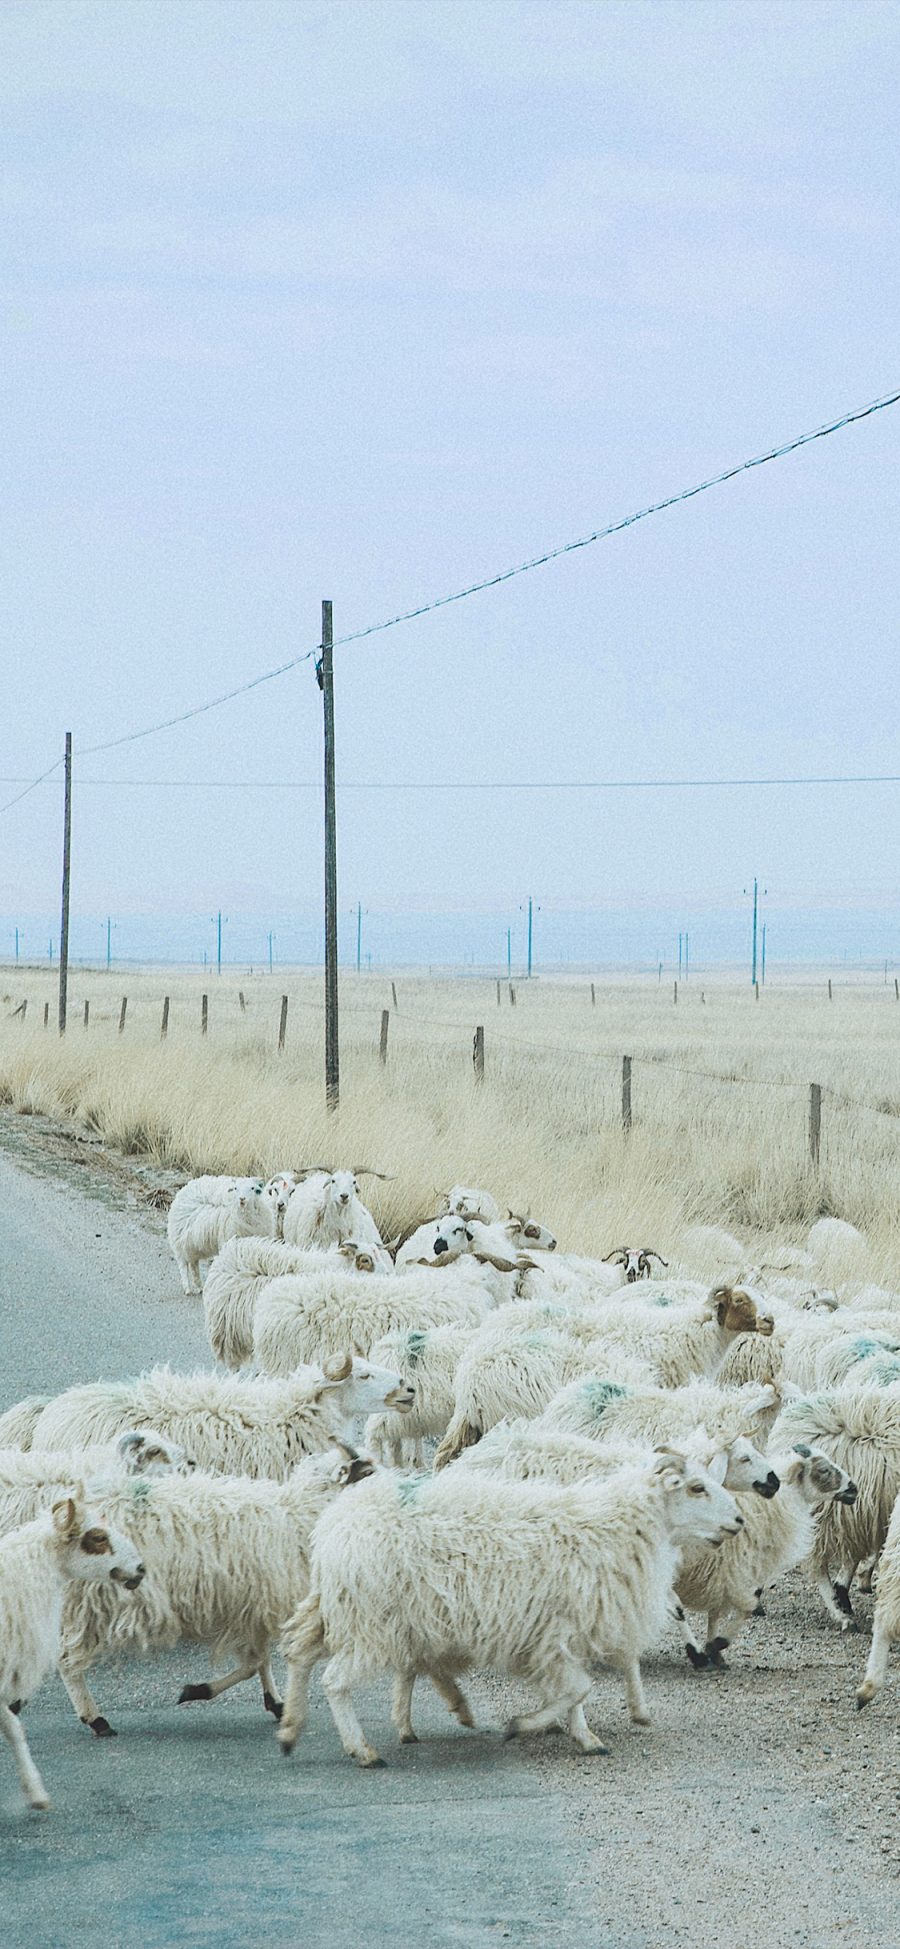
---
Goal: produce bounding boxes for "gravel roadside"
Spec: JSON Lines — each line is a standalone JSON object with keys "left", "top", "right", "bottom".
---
{"left": 0, "top": 1109, "right": 897, "bottom": 1949}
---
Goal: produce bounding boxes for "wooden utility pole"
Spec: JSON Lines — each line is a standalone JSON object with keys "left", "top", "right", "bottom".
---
{"left": 622, "top": 1054, "right": 632, "bottom": 1132}
{"left": 58, "top": 732, "right": 72, "bottom": 1034}
{"left": 319, "top": 600, "right": 339, "bottom": 1111}
{"left": 809, "top": 1083, "right": 822, "bottom": 1169}
{"left": 379, "top": 1009, "right": 390, "bottom": 1064}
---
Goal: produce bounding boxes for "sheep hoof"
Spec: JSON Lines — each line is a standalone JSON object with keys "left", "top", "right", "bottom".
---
{"left": 855, "top": 1687, "right": 874, "bottom": 1711}
{"left": 399, "top": 1730, "right": 419, "bottom": 1744}
{"left": 27, "top": 1791, "right": 50, "bottom": 1811}
{"left": 751, "top": 1602, "right": 766, "bottom": 1619}
{"left": 630, "top": 1712, "right": 652, "bottom": 1727}
{"left": 356, "top": 1750, "right": 386, "bottom": 1768}
{"left": 178, "top": 1683, "right": 213, "bottom": 1705}
{"left": 841, "top": 1618, "right": 860, "bottom": 1635}
{"left": 455, "top": 1709, "right": 476, "bottom": 1728}
{"left": 9, "top": 1700, "right": 21, "bottom": 1716}
{"left": 502, "top": 1717, "right": 522, "bottom": 1742}
{"left": 263, "top": 1693, "right": 283, "bottom": 1722}
{"left": 705, "top": 1639, "right": 729, "bottom": 1670}
{"left": 89, "top": 1716, "right": 116, "bottom": 1738}
{"left": 279, "top": 1732, "right": 296, "bottom": 1757}
{"left": 833, "top": 1583, "right": 854, "bottom": 1618}
{"left": 685, "top": 1644, "right": 710, "bottom": 1670}
{"left": 576, "top": 1738, "right": 610, "bottom": 1757}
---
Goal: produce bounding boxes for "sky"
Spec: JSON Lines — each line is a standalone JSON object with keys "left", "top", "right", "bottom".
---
{"left": 1, "top": 0, "right": 899, "bottom": 969}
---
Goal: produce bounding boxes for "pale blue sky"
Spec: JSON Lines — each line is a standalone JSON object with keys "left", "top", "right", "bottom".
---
{"left": 1, "top": 1, "right": 899, "bottom": 964}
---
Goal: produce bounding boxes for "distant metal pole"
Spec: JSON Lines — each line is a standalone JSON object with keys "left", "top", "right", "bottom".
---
{"left": 751, "top": 879, "right": 758, "bottom": 986}
{"left": 268, "top": 931, "right": 274, "bottom": 974}
{"left": 527, "top": 896, "right": 533, "bottom": 978}
{"left": 356, "top": 901, "right": 362, "bottom": 974}
{"left": 622, "top": 1055, "right": 632, "bottom": 1132}
{"left": 14, "top": 928, "right": 18, "bottom": 963}
{"left": 506, "top": 928, "right": 512, "bottom": 976}
{"left": 319, "top": 600, "right": 339, "bottom": 1111}
{"left": 217, "top": 912, "right": 222, "bottom": 976}
{"left": 106, "top": 916, "right": 111, "bottom": 970}
{"left": 761, "top": 924, "right": 767, "bottom": 985}
{"left": 678, "top": 933, "right": 682, "bottom": 977}
{"left": 58, "top": 732, "right": 72, "bottom": 1034}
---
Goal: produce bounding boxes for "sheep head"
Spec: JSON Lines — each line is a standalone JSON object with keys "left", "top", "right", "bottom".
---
{"left": 709, "top": 1285, "right": 775, "bottom": 1337}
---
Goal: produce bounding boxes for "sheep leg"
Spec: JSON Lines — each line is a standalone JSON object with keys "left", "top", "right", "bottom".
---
{"left": 620, "top": 1656, "right": 651, "bottom": 1726}
{"left": 0, "top": 1702, "right": 50, "bottom": 1810}
{"left": 321, "top": 1652, "right": 384, "bottom": 1768}
{"left": 812, "top": 1564, "right": 859, "bottom": 1630}
{"left": 674, "top": 1600, "right": 711, "bottom": 1670}
{"left": 178, "top": 1658, "right": 259, "bottom": 1707}
{"left": 391, "top": 1671, "right": 418, "bottom": 1743}
{"left": 704, "top": 1604, "right": 755, "bottom": 1667}
{"left": 259, "top": 1660, "right": 283, "bottom": 1720}
{"left": 57, "top": 1658, "right": 116, "bottom": 1738}
{"left": 856, "top": 1616, "right": 894, "bottom": 1709}
{"left": 833, "top": 1554, "right": 861, "bottom": 1624}
{"left": 857, "top": 1554, "right": 879, "bottom": 1595}
{"left": 278, "top": 1598, "right": 327, "bottom": 1754}
{"left": 429, "top": 1666, "right": 475, "bottom": 1728}
{"left": 504, "top": 1661, "right": 606, "bottom": 1754}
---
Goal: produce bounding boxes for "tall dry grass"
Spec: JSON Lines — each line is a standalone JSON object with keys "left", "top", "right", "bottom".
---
{"left": 1, "top": 965, "right": 899, "bottom": 1278}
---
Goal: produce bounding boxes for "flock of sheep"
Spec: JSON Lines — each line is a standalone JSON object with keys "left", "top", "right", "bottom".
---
{"left": 2, "top": 1163, "right": 900, "bottom": 1809}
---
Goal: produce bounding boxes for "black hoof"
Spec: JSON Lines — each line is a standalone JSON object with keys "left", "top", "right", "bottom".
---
{"left": 89, "top": 1716, "right": 116, "bottom": 1738}
{"left": 178, "top": 1683, "right": 213, "bottom": 1705}
{"left": 263, "top": 1692, "right": 284, "bottom": 1722}
{"left": 833, "top": 1583, "right": 854, "bottom": 1619}
{"left": 706, "top": 1638, "right": 729, "bottom": 1670}
{"left": 9, "top": 1700, "right": 22, "bottom": 1716}
{"left": 751, "top": 1602, "right": 766, "bottom": 1618}
{"left": 685, "top": 1643, "right": 710, "bottom": 1669}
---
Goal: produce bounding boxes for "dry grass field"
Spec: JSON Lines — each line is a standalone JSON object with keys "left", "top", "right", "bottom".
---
{"left": 1, "top": 963, "right": 899, "bottom": 1280}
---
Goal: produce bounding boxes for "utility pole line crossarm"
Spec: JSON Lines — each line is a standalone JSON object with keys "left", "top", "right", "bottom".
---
{"left": 320, "top": 600, "right": 340, "bottom": 1111}
{"left": 58, "top": 733, "right": 72, "bottom": 1035}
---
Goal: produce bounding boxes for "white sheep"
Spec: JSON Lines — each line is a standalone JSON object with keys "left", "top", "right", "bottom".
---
{"left": 282, "top": 1169, "right": 385, "bottom": 1251}
{"left": 252, "top": 1258, "right": 496, "bottom": 1377}
{"left": 434, "top": 1286, "right": 775, "bottom": 1468}
{"left": 277, "top": 1448, "right": 741, "bottom": 1765}
{"left": 1, "top": 1493, "right": 144, "bottom": 1808}
{"left": 203, "top": 1236, "right": 392, "bottom": 1371}
{"left": 0, "top": 1430, "right": 192, "bottom": 1537}
{"left": 440, "top": 1185, "right": 502, "bottom": 1224}
{"left": 770, "top": 1385, "right": 900, "bottom": 1629}
{"left": 0, "top": 1395, "right": 51, "bottom": 1449}
{"left": 28, "top": 1357, "right": 413, "bottom": 1479}
{"left": 167, "top": 1176, "right": 276, "bottom": 1295}
{"left": 855, "top": 1486, "right": 900, "bottom": 1710}
{"left": 537, "top": 1374, "right": 779, "bottom": 1449}
{"left": 56, "top": 1444, "right": 373, "bottom": 1739}
{"left": 675, "top": 1444, "right": 858, "bottom": 1670}
{"left": 455, "top": 1419, "right": 778, "bottom": 1500}
{"left": 364, "top": 1324, "right": 478, "bottom": 1466}
{"left": 807, "top": 1217, "right": 868, "bottom": 1282}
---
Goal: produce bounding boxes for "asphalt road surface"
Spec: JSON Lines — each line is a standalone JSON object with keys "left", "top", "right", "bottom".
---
{"left": 0, "top": 1124, "right": 897, "bottom": 1949}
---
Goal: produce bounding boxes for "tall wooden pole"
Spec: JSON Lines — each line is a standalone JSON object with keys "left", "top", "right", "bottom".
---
{"left": 58, "top": 732, "right": 72, "bottom": 1035}
{"left": 320, "top": 600, "right": 339, "bottom": 1111}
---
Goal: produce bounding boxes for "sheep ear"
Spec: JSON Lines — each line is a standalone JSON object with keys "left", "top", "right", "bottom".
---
{"left": 337, "top": 1241, "right": 356, "bottom": 1259}
{"left": 792, "top": 1442, "right": 813, "bottom": 1458}
{"left": 322, "top": 1352, "right": 354, "bottom": 1382}
{"left": 707, "top": 1451, "right": 728, "bottom": 1485}
{"left": 51, "top": 1495, "right": 81, "bottom": 1538}
{"left": 655, "top": 1464, "right": 684, "bottom": 1493}
{"left": 465, "top": 1229, "right": 474, "bottom": 1242}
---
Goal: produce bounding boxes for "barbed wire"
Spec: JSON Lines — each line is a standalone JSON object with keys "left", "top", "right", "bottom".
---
{"left": 0, "top": 757, "right": 64, "bottom": 817}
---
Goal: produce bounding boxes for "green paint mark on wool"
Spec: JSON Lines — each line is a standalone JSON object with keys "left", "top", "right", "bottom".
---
{"left": 404, "top": 1332, "right": 428, "bottom": 1368}
{"left": 851, "top": 1337, "right": 884, "bottom": 1362}
{"left": 651, "top": 1293, "right": 676, "bottom": 1308}
{"left": 581, "top": 1379, "right": 629, "bottom": 1425}
{"left": 129, "top": 1478, "right": 152, "bottom": 1503}
{"left": 396, "top": 1474, "right": 429, "bottom": 1507}
{"left": 866, "top": 1357, "right": 900, "bottom": 1386}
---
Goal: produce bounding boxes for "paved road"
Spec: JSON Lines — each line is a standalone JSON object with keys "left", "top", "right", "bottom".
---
{"left": 0, "top": 1130, "right": 898, "bottom": 1949}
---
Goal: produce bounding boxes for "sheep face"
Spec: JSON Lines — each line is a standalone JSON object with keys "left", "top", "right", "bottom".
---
{"left": 788, "top": 1446, "right": 858, "bottom": 1506}
{"left": 711, "top": 1287, "right": 775, "bottom": 1337}
{"left": 506, "top": 1214, "right": 558, "bottom": 1252}
{"left": 653, "top": 1450, "right": 743, "bottom": 1545}
{"left": 51, "top": 1495, "right": 146, "bottom": 1591}
{"left": 114, "top": 1430, "right": 196, "bottom": 1476}
{"left": 337, "top": 1239, "right": 393, "bottom": 1275}
{"left": 723, "top": 1436, "right": 780, "bottom": 1499}
{"left": 603, "top": 1247, "right": 666, "bottom": 1282}
{"left": 442, "top": 1185, "right": 501, "bottom": 1224}
{"left": 321, "top": 1353, "right": 415, "bottom": 1418}
{"left": 327, "top": 1171, "right": 359, "bottom": 1210}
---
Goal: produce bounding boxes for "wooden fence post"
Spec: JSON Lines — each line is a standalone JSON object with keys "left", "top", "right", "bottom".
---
{"left": 161, "top": 997, "right": 169, "bottom": 1041}
{"left": 239, "top": 990, "right": 246, "bottom": 1013}
{"left": 391, "top": 980, "right": 398, "bottom": 1009}
{"left": 118, "top": 996, "right": 127, "bottom": 1035}
{"left": 895, "top": 978, "right": 899, "bottom": 1001}
{"left": 83, "top": 1000, "right": 89, "bottom": 1030}
{"left": 827, "top": 979, "right": 833, "bottom": 1001}
{"left": 473, "top": 1025, "right": 485, "bottom": 1084}
{"left": 278, "top": 995, "right": 288, "bottom": 1052}
{"left": 201, "top": 994, "right": 208, "bottom": 1037}
{"left": 591, "top": 983, "right": 596, "bottom": 1006}
{"left": 43, "top": 1002, "right": 49, "bottom": 1029}
{"left": 496, "top": 980, "right": 501, "bottom": 1006}
{"left": 673, "top": 981, "right": 678, "bottom": 1004}
{"left": 379, "top": 1009, "right": 390, "bottom": 1064}
{"left": 808, "top": 1083, "right": 822, "bottom": 1170}
{"left": 622, "top": 1054, "right": 632, "bottom": 1132}
{"left": 509, "top": 984, "right": 516, "bottom": 1007}
{"left": 755, "top": 981, "right": 760, "bottom": 1001}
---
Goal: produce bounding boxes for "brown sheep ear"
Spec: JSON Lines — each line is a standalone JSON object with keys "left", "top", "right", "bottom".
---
{"left": 346, "top": 1456, "right": 375, "bottom": 1483}
{"left": 322, "top": 1352, "right": 354, "bottom": 1382}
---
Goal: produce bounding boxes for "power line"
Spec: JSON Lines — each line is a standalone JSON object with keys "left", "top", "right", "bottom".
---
{"left": 0, "top": 757, "right": 64, "bottom": 816}
{"left": 68, "top": 380, "right": 900, "bottom": 759}
{"left": 3, "top": 771, "right": 900, "bottom": 792}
